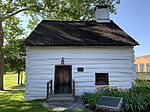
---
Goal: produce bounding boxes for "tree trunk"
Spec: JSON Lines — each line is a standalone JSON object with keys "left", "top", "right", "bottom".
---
{"left": 18, "top": 71, "right": 20, "bottom": 84}
{"left": 21, "top": 71, "right": 23, "bottom": 85}
{"left": 0, "top": 18, "right": 4, "bottom": 90}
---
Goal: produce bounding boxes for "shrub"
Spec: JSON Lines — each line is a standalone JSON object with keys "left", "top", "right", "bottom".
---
{"left": 82, "top": 92, "right": 101, "bottom": 110}
{"left": 81, "top": 86, "right": 150, "bottom": 112}
{"left": 123, "top": 91, "right": 148, "bottom": 112}
{"left": 136, "top": 85, "right": 150, "bottom": 94}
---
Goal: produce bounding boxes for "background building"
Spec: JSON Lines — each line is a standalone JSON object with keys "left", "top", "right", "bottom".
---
{"left": 135, "top": 55, "right": 150, "bottom": 80}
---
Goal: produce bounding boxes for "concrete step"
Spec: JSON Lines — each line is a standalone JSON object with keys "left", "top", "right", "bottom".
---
{"left": 50, "top": 94, "right": 73, "bottom": 98}
{"left": 47, "top": 94, "right": 74, "bottom": 102}
{"left": 48, "top": 97, "right": 74, "bottom": 101}
{"left": 46, "top": 101, "right": 74, "bottom": 107}
{"left": 46, "top": 94, "right": 75, "bottom": 107}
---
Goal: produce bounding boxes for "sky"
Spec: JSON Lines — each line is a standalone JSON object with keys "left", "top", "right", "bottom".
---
{"left": 111, "top": 0, "right": 150, "bottom": 57}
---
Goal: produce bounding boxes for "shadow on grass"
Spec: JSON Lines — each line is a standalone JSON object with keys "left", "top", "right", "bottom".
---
{"left": 10, "top": 84, "right": 25, "bottom": 90}
{"left": 0, "top": 90, "right": 89, "bottom": 112}
{"left": 0, "top": 90, "right": 49, "bottom": 112}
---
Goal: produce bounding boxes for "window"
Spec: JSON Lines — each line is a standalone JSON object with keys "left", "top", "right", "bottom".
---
{"left": 135, "top": 64, "right": 138, "bottom": 72}
{"left": 147, "top": 63, "right": 150, "bottom": 72}
{"left": 77, "top": 67, "right": 84, "bottom": 72}
{"left": 140, "top": 64, "right": 144, "bottom": 72}
{"left": 95, "top": 73, "right": 109, "bottom": 85}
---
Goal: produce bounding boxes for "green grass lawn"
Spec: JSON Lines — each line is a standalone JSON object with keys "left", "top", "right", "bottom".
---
{"left": 0, "top": 73, "right": 90, "bottom": 112}
{"left": 0, "top": 90, "right": 50, "bottom": 112}
{"left": 4, "top": 72, "right": 25, "bottom": 90}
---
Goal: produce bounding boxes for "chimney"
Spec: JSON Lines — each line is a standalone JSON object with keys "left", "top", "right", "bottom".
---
{"left": 95, "top": 5, "right": 110, "bottom": 23}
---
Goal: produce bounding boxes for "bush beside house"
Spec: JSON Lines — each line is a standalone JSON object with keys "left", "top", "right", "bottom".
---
{"left": 81, "top": 83, "right": 150, "bottom": 112}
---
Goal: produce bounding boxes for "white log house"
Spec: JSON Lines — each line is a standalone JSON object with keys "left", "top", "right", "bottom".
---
{"left": 24, "top": 6, "right": 139, "bottom": 101}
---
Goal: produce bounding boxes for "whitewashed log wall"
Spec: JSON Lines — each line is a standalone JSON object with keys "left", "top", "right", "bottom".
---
{"left": 24, "top": 46, "right": 135, "bottom": 101}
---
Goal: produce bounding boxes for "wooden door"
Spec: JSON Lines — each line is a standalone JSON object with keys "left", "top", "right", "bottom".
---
{"left": 54, "top": 65, "right": 72, "bottom": 94}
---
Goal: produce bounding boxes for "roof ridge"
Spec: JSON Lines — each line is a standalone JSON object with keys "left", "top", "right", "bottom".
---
{"left": 41, "top": 20, "right": 113, "bottom": 23}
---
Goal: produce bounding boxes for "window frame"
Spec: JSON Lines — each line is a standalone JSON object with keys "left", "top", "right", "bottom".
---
{"left": 146, "top": 63, "right": 150, "bottom": 72}
{"left": 140, "top": 64, "right": 144, "bottom": 72}
{"left": 95, "top": 73, "right": 109, "bottom": 85}
{"left": 135, "top": 64, "right": 138, "bottom": 72}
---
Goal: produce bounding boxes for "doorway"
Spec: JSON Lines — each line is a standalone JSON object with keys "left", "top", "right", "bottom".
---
{"left": 54, "top": 65, "right": 72, "bottom": 94}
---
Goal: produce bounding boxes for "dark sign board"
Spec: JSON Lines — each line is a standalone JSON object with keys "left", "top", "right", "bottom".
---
{"left": 96, "top": 96, "right": 123, "bottom": 111}
{"left": 77, "top": 67, "right": 84, "bottom": 72}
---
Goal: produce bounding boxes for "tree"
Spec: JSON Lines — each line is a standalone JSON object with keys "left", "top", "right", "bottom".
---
{"left": 0, "top": 0, "right": 120, "bottom": 90}
{"left": 0, "top": 0, "right": 45, "bottom": 90}
{"left": 4, "top": 38, "right": 25, "bottom": 85}
{"left": 3, "top": 16, "right": 25, "bottom": 85}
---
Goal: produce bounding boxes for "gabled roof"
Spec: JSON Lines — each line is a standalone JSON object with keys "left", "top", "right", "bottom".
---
{"left": 24, "top": 20, "right": 139, "bottom": 46}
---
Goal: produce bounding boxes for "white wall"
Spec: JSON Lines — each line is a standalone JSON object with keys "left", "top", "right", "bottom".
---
{"left": 25, "top": 46, "right": 135, "bottom": 101}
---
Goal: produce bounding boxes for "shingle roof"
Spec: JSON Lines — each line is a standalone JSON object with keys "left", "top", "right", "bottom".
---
{"left": 24, "top": 20, "right": 139, "bottom": 46}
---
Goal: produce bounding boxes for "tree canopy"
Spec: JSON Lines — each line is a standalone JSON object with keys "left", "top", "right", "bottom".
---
{"left": 4, "top": 38, "right": 25, "bottom": 75}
